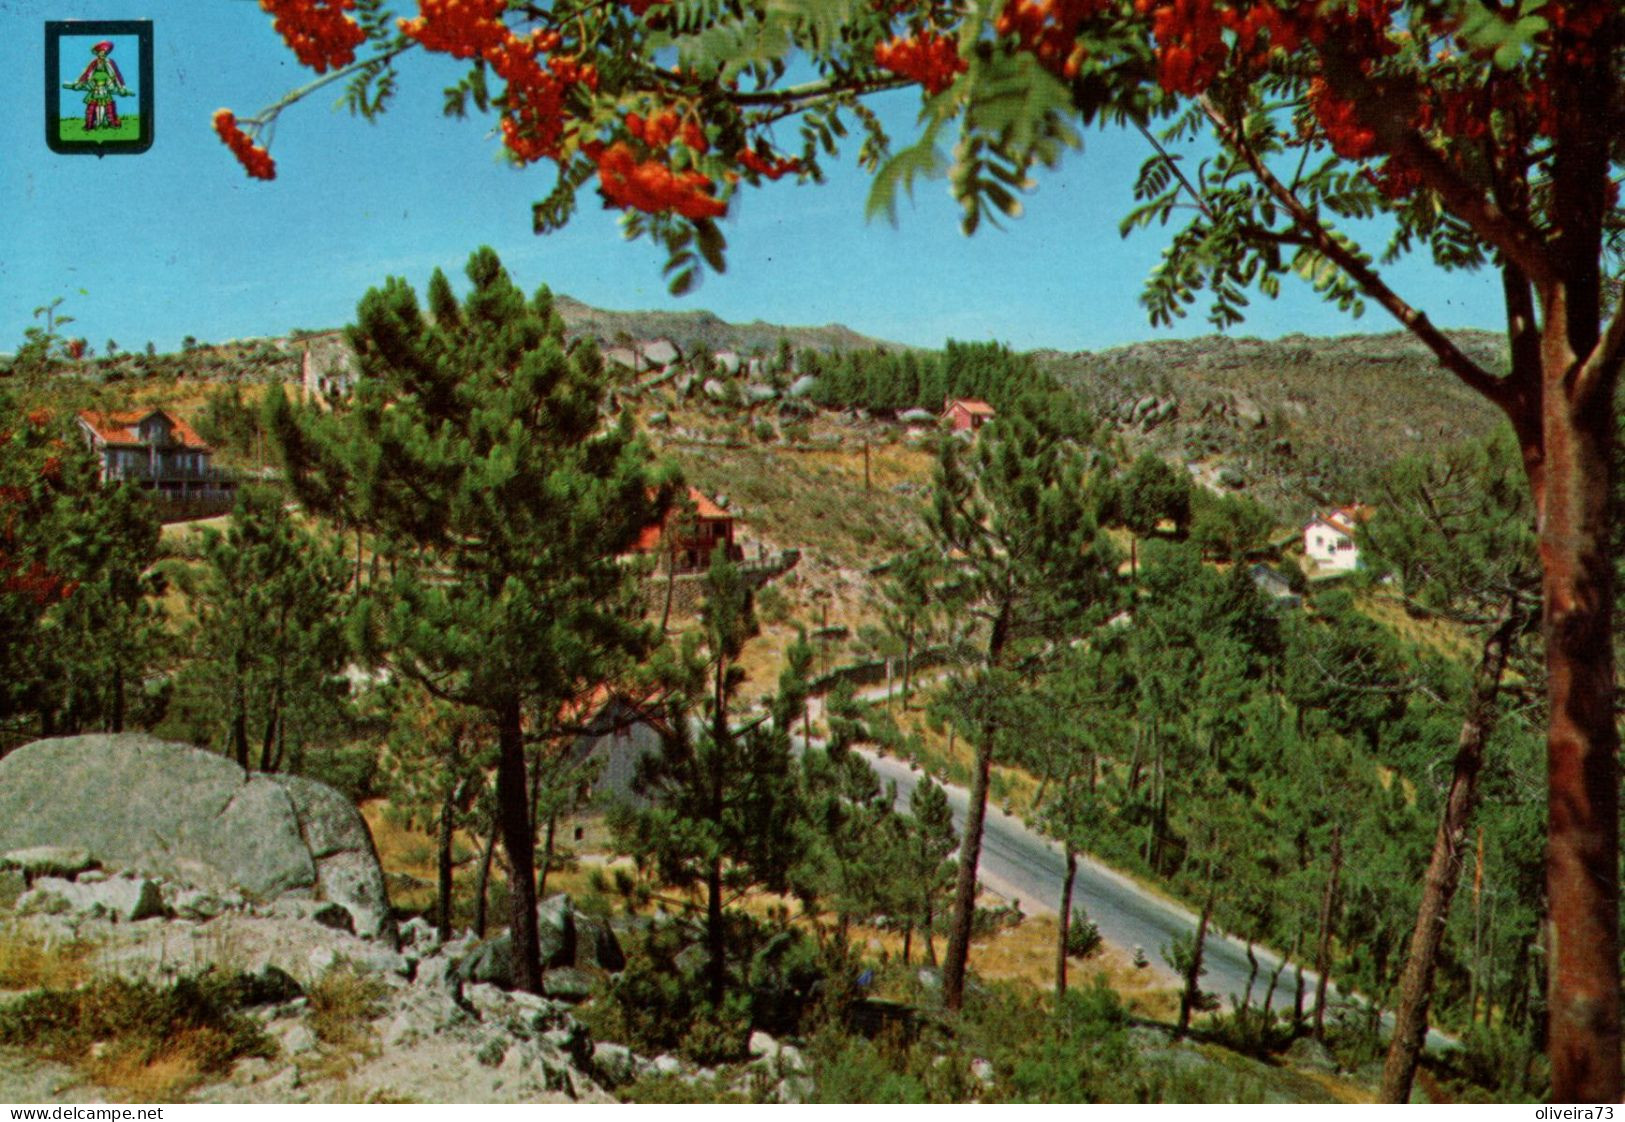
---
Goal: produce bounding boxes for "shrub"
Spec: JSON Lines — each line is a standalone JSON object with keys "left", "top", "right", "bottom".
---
{"left": 1064, "top": 909, "right": 1103, "bottom": 959}
{"left": 306, "top": 960, "right": 389, "bottom": 1051}
{"left": 1204, "top": 1004, "right": 1293, "bottom": 1058}
{"left": 755, "top": 583, "right": 793, "bottom": 626}
{"left": 0, "top": 971, "right": 275, "bottom": 1098}
{"left": 754, "top": 419, "right": 777, "bottom": 443}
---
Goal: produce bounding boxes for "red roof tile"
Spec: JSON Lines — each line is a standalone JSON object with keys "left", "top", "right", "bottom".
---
{"left": 944, "top": 398, "right": 996, "bottom": 416}
{"left": 79, "top": 409, "right": 211, "bottom": 452}
{"left": 631, "top": 487, "right": 733, "bottom": 553}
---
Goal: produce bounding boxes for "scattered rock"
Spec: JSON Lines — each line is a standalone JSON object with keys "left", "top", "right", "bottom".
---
{"left": 592, "top": 1042, "right": 638, "bottom": 1089}
{"left": 786, "top": 375, "right": 819, "bottom": 399}
{"left": 702, "top": 378, "right": 729, "bottom": 402}
{"left": 0, "top": 869, "right": 25, "bottom": 908}
{"left": 898, "top": 408, "right": 937, "bottom": 424}
{"left": 169, "top": 886, "right": 238, "bottom": 921}
{"left": 1284, "top": 1036, "right": 1339, "bottom": 1075}
{"left": 0, "top": 735, "right": 395, "bottom": 944}
{"left": 542, "top": 967, "right": 595, "bottom": 1003}
{"left": 748, "top": 1030, "right": 780, "bottom": 1060}
{"left": 398, "top": 916, "right": 442, "bottom": 952}
{"left": 744, "top": 383, "right": 779, "bottom": 404}
{"left": 19, "top": 874, "right": 165, "bottom": 922}
{"left": 774, "top": 1074, "right": 815, "bottom": 1103}
{"left": 970, "top": 1057, "right": 996, "bottom": 1087}
{"left": 277, "top": 1021, "right": 318, "bottom": 1056}
{"left": 1, "top": 846, "right": 95, "bottom": 879}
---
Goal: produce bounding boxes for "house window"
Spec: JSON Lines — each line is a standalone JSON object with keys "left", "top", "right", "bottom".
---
{"left": 1337, "top": 537, "right": 1352, "bottom": 550}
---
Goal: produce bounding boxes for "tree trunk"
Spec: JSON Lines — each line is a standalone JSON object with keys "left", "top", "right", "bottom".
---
{"left": 902, "top": 921, "right": 913, "bottom": 966}
{"left": 1381, "top": 606, "right": 1520, "bottom": 1103}
{"left": 706, "top": 853, "right": 726, "bottom": 1007}
{"left": 1243, "top": 942, "right": 1258, "bottom": 1013}
{"left": 436, "top": 783, "right": 457, "bottom": 942}
{"left": 473, "top": 811, "right": 499, "bottom": 938}
{"left": 942, "top": 734, "right": 994, "bottom": 1011}
{"left": 902, "top": 631, "right": 914, "bottom": 711}
{"left": 1178, "top": 872, "right": 1215, "bottom": 1039}
{"left": 1056, "top": 845, "right": 1077, "bottom": 1000}
{"left": 538, "top": 810, "right": 558, "bottom": 901}
{"left": 924, "top": 890, "right": 937, "bottom": 967}
{"left": 1313, "top": 824, "right": 1342, "bottom": 1040}
{"left": 111, "top": 663, "right": 124, "bottom": 734}
{"left": 1537, "top": 355, "right": 1621, "bottom": 1101}
{"left": 1263, "top": 950, "right": 1285, "bottom": 1016}
{"left": 497, "top": 697, "right": 542, "bottom": 993}
{"left": 231, "top": 681, "right": 249, "bottom": 772}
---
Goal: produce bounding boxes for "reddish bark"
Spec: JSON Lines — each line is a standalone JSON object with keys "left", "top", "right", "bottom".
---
{"left": 1381, "top": 605, "right": 1522, "bottom": 1103}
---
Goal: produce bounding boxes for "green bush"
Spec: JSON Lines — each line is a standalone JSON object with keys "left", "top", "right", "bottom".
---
{"left": 1203, "top": 1004, "right": 1293, "bottom": 1058}
{"left": 755, "top": 583, "right": 793, "bottom": 626}
{"left": 1064, "top": 909, "right": 1103, "bottom": 959}
{"left": 0, "top": 971, "right": 276, "bottom": 1074}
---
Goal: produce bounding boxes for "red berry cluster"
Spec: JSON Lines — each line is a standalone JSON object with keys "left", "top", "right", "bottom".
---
{"left": 874, "top": 31, "right": 966, "bottom": 94}
{"left": 1306, "top": 79, "right": 1379, "bottom": 159}
{"left": 64, "top": 340, "right": 86, "bottom": 361}
{"left": 397, "top": 0, "right": 509, "bottom": 58}
{"left": 624, "top": 0, "right": 674, "bottom": 14}
{"left": 627, "top": 108, "right": 707, "bottom": 154}
{"left": 995, "top": 0, "right": 1107, "bottom": 79}
{"left": 213, "top": 109, "right": 277, "bottom": 180}
{"left": 400, "top": 3, "right": 597, "bottom": 164}
{"left": 737, "top": 147, "right": 800, "bottom": 180}
{"left": 259, "top": 0, "right": 367, "bottom": 73}
{"left": 586, "top": 141, "right": 728, "bottom": 220}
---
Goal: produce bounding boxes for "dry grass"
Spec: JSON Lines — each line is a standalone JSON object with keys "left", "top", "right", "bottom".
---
{"left": 1354, "top": 591, "right": 1476, "bottom": 663}
{"left": 87, "top": 1032, "right": 218, "bottom": 1103}
{"left": 307, "top": 962, "right": 389, "bottom": 1053}
{"left": 0, "top": 923, "right": 98, "bottom": 991}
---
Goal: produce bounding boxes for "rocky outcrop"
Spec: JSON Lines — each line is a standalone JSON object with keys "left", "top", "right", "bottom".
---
{"left": 0, "top": 735, "right": 395, "bottom": 943}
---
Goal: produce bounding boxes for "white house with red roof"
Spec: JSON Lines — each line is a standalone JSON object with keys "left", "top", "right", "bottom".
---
{"left": 77, "top": 408, "right": 236, "bottom": 504}
{"left": 1303, "top": 504, "right": 1370, "bottom": 573}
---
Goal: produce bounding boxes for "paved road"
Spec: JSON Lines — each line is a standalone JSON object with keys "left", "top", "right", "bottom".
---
{"left": 802, "top": 686, "right": 1452, "bottom": 1049}
{"left": 856, "top": 745, "right": 1322, "bottom": 1013}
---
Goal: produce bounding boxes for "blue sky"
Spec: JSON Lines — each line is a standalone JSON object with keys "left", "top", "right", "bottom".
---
{"left": 1, "top": 1, "right": 1507, "bottom": 357}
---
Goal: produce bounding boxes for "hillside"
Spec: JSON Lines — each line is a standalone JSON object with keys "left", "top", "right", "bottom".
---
{"left": 550, "top": 295, "right": 899, "bottom": 356}
{"left": 1044, "top": 330, "right": 1507, "bottom": 519}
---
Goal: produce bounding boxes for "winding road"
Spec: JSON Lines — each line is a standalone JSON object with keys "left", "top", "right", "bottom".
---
{"left": 797, "top": 686, "right": 1452, "bottom": 1049}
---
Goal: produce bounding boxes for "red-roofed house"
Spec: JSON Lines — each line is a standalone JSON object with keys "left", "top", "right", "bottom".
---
{"left": 633, "top": 487, "right": 741, "bottom": 574}
{"left": 1303, "top": 504, "right": 1371, "bottom": 573}
{"left": 943, "top": 398, "right": 996, "bottom": 434}
{"left": 77, "top": 409, "right": 236, "bottom": 504}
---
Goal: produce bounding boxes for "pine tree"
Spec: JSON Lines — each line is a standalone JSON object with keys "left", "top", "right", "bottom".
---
{"left": 929, "top": 398, "right": 1119, "bottom": 1010}
{"left": 616, "top": 549, "right": 802, "bottom": 1007}
{"left": 270, "top": 247, "right": 669, "bottom": 993}
{"left": 189, "top": 486, "right": 350, "bottom": 773}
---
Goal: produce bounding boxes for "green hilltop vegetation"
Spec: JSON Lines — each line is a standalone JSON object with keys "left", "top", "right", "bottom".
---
{"left": 0, "top": 273, "right": 1548, "bottom": 1104}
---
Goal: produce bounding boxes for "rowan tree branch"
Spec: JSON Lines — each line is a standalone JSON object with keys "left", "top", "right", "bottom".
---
{"left": 1314, "top": 47, "right": 1558, "bottom": 295}
{"left": 1200, "top": 97, "right": 1513, "bottom": 412}
{"left": 1573, "top": 290, "right": 1625, "bottom": 407}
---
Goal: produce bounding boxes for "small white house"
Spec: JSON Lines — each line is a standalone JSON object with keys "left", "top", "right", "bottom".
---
{"left": 1303, "top": 504, "right": 1369, "bottom": 573}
